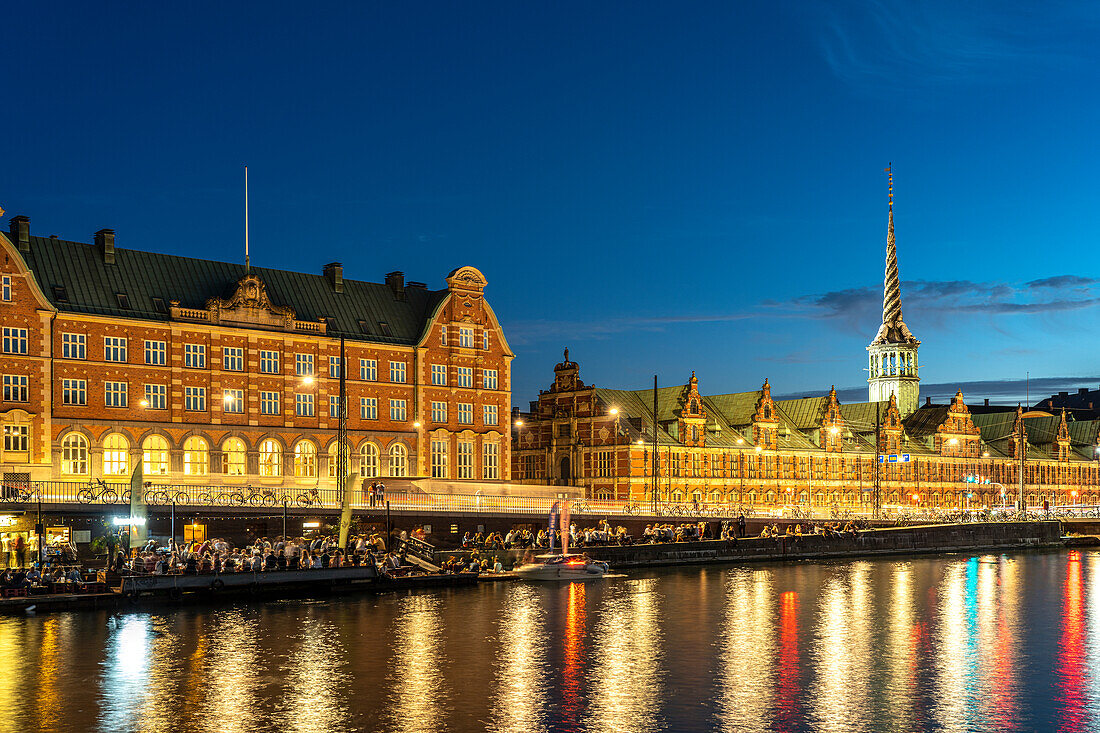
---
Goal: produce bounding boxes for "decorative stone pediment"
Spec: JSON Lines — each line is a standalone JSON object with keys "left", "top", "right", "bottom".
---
{"left": 819, "top": 386, "right": 845, "bottom": 452}
{"left": 1057, "top": 409, "right": 1071, "bottom": 462}
{"left": 677, "top": 372, "right": 707, "bottom": 447}
{"left": 935, "top": 391, "right": 981, "bottom": 457}
{"left": 752, "top": 378, "right": 779, "bottom": 450}
{"left": 170, "top": 274, "right": 325, "bottom": 334}
{"left": 446, "top": 266, "right": 488, "bottom": 292}
{"left": 880, "top": 393, "right": 904, "bottom": 454}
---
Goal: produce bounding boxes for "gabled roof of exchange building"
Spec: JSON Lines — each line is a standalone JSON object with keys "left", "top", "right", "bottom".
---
{"left": 16, "top": 234, "right": 448, "bottom": 345}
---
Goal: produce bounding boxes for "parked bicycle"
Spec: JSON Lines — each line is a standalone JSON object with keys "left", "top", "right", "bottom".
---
{"left": 77, "top": 478, "right": 121, "bottom": 504}
{"left": 143, "top": 487, "right": 191, "bottom": 505}
{"left": 1, "top": 480, "right": 33, "bottom": 502}
{"left": 296, "top": 488, "right": 324, "bottom": 508}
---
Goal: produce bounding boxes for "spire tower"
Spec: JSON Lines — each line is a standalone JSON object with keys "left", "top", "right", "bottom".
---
{"left": 867, "top": 166, "right": 921, "bottom": 416}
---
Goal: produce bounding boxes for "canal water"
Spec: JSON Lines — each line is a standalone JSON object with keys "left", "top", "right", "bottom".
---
{"left": 2, "top": 550, "right": 1097, "bottom": 732}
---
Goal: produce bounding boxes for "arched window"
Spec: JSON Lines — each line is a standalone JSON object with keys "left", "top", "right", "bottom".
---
{"left": 360, "top": 442, "right": 380, "bottom": 478}
{"left": 142, "top": 435, "right": 170, "bottom": 476}
{"left": 327, "top": 441, "right": 350, "bottom": 478}
{"left": 103, "top": 433, "right": 130, "bottom": 476}
{"left": 294, "top": 440, "right": 317, "bottom": 478}
{"left": 259, "top": 439, "right": 282, "bottom": 477}
{"left": 61, "top": 433, "right": 88, "bottom": 475}
{"left": 692, "top": 490, "right": 703, "bottom": 504}
{"left": 222, "top": 438, "right": 246, "bottom": 476}
{"left": 183, "top": 436, "right": 209, "bottom": 475}
{"left": 388, "top": 443, "right": 407, "bottom": 477}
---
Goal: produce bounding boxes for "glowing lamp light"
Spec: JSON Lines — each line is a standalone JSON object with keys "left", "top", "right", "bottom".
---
{"left": 223, "top": 393, "right": 235, "bottom": 402}
{"left": 609, "top": 408, "right": 618, "bottom": 416}
{"left": 636, "top": 440, "right": 643, "bottom": 445}
{"left": 413, "top": 421, "right": 421, "bottom": 428}
{"left": 301, "top": 375, "right": 314, "bottom": 385}
{"left": 983, "top": 451, "right": 990, "bottom": 457}
{"left": 829, "top": 426, "right": 839, "bottom": 435}
{"left": 947, "top": 438, "right": 958, "bottom": 445}
{"left": 754, "top": 445, "right": 763, "bottom": 453}
{"left": 737, "top": 438, "right": 745, "bottom": 445}
{"left": 139, "top": 399, "right": 149, "bottom": 408}
{"left": 515, "top": 420, "right": 523, "bottom": 427}
{"left": 911, "top": 494, "right": 920, "bottom": 502}
{"left": 113, "top": 517, "right": 146, "bottom": 526}
{"left": 302, "top": 521, "right": 321, "bottom": 528}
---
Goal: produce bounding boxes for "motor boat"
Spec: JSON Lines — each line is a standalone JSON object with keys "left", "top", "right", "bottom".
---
{"left": 514, "top": 553, "right": 609, "bottom": 581}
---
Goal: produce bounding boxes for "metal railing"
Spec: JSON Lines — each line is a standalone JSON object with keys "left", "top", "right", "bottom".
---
{"left": 4, "top": 480, "right": 1075, "bottom": 521}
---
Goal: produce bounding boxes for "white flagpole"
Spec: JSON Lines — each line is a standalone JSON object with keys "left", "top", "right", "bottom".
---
{"left": 244, "top": 165, "right": 250, "bottom": 273}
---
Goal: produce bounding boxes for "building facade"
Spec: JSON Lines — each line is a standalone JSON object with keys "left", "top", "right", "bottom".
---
{"left": 0, "top": 216, "right": 513, "bottom": 488}
{"left": 512, "top": 193, "right": 1100, "bottom": 510}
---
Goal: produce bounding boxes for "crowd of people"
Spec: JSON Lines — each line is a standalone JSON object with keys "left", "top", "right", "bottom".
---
{"left": 461, "top": 520, "right": 634, "bottom": 551}
{"left": 749, "top": 520, "right": 868, "bottom": 539}
{"left": 112, "top": 531, "right": 420, "bottom": 578}
{"left": 1, "top": 563, "right": 86, "bottom": 593}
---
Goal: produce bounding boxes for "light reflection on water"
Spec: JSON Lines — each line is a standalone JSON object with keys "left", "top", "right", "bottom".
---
{"left": 3, "top": 551, "right": 1100, "bottom": 732}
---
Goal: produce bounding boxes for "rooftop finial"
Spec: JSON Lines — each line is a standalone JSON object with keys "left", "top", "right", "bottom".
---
{"left": 870, "top": 165, "right": 918, "bottom": 346}
{"left": 886, "top": 163, "right": 893, "bottom": 212}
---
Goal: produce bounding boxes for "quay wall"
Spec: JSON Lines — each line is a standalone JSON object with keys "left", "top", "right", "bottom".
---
{"left": 437, "top": 521, "right": 1064, "bottom": 569}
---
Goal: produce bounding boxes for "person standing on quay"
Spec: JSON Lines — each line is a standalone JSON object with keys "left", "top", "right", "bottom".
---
{"left": 376, "top": 482, "right": 385, "bottom": 506}
{"left": 738, "top": 514, "right": 746, "bottom": 538}
{"left": 368, "top": 482, "right": 377, "bottom": 508}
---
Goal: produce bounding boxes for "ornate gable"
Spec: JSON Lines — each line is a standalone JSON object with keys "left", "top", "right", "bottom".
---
{"left": 752, "top": 378, "right": 779, "bottom": 450}
{"left": 170, "top": 274, "right": 325, "bottom": 334}
{"left": 1056, "top": 409, "right": 1071, "bottom": 462}
{"left": 677, "top": 371, "right": 707, "bottom": 447}
{"left": 819, "top": 386, "right": 845, "bottom": 452}
{"left": 935, "top": 391, "right": 982, "bottom": 457}
{"left": 548, "top": 348, "right": 585, "bottom": 393}
{"left": 880, "top": 393, "right": 904, "bottom": 454}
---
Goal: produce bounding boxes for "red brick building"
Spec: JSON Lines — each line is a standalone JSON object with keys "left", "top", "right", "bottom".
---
{"left": 0, "top": 215, "right": 512, "bottom": 488}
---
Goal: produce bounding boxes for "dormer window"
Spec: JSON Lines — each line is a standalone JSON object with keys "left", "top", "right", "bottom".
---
{"left": 378, "top": 321, "right": 392, "bottom": 337}
{"left": 115, "top": 293, "right": 131, "bottom": 309}
{"left": 151, "top": 297, "right": 167, "bottom": 314}
{"left": 52, "top": 286, "right": 69, "bottom": 303}
{"left": 358, "top": 320, "right": 371, "bottom": 335}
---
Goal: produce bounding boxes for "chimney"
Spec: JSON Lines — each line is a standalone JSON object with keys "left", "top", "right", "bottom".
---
{"left": 323, "top": 262, "right": 343, "bottom": 293}
{"left": 925, "top": 397, "right": 932, "bottom": 406}
{"left": 9, "top": 216, "right": 29, "bottom": 253}
{"left": 1059, "top": 391, "right": 1069, "bottom": 398}
{"left": 95, "top": 228, "right": 116, "bottom": 265}
{"left": 1080, "top": 388, "right": 1089, "bottom": 395}
{"left": 1048, "top": 400, "right": 1054, "bottom": 409}
{"left": 984, "top": 398, "right": 990, "bottom": 406}
{"left": 385, "top": 271, "right": 405, "bottom": 301}
{"left": 407, "top": 281, "right": 426, "bottom": 290}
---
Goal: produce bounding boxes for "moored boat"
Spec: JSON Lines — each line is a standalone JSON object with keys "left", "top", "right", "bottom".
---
{"left": 514, "top": 553, "right": 608, "bottom": 581}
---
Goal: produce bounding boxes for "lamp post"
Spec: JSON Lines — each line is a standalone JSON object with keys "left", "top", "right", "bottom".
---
{"left": 514, "top": 420, "right": 524, "bottom": 480}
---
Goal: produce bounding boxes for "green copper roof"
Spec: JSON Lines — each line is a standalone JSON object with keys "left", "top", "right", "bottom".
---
{"left": 19, "top": 234, "right": 448, "bottom": 345}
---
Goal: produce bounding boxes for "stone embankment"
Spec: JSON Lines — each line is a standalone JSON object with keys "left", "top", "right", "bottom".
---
{"left": 441, "top": 521, "right": 1064, "bottom": 570}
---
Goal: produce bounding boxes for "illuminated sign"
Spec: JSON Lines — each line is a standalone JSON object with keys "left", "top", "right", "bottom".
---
{"left": 112, "top": 517, "right": 147, "bottom": 526}
{"left": 302, "top": 521, "right": 321, "bottom": 528}
{"left": 0, "top": 515, "right": 16, "bottom": 527}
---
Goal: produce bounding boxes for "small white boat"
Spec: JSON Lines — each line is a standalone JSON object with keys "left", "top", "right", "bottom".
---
{"left": 515, "top": 553, "right": 608, "bottom": 581}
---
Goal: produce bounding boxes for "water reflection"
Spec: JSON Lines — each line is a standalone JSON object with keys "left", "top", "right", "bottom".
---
{"left": 490, "top": 585, "right": 550, "bottom": 732}
{"left": 385, "top": 595, "right": 446, "bottom": 731}
{"left": 1058, "top": 552, "right": 1087, "bottom": 732}
{"left": 4, "top": 551, "right": 1100, "bottom": 732}
{"left": 585, "top": 578, "right": 663, "bottom": 733}
{"left": 718, "top": 569, "right": 775, "bottom": 731}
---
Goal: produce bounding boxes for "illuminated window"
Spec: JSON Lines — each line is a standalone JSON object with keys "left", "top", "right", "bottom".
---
{"left": 459, "top": 327, "right": 473, "bottom": 348}
{"left": 296, "top": 353, "right": 314, "bottom": 376}
{"left": 3, "top": 425, "right": 28, "bottom": 453}
{"left": 482, "top": 330, "right": 490, "bottom": 350}
{"left": 457, "top": 403, "right": 473, "bottom": 424}
{"left": 294, "top": 440, "right": 317, "bottom": 478}
{"left": 222, "top": 438, "right": 246, "bottom": 476}
{"left": 483, "top": 443, "right": 499, "bottom": 479}
{"left": 359, "top": 442, "right": 379, "bottom": 478}
{"left": 62, "top": 433, "right": 88, "bottom": 475}
{"left": 456, "top": 367, "right": 472, "bottom": 388}
{"left": 295, "top": 393, "right": 315, "bottom": 417}
{"left": 457, "top": 441, "right": 473, "bottom": 479}
{"left": 388, "top": 442, "right": 408, "bottom": 477}
{"left": 259, "top": 439, "right": 282, "bottom": 477}
{"left": 329, "top": 356, "right": 342, "bottom": 379}
{"left": 142, "top": 435, "right": 169, "bottom": 476}
{"left": 431, "top": 401, "right": 447, "bottom": 422}
{"left": 1, "top": 275, "right": 10, "bottom": 301}
{"left": 223, "top": 389, "right": 244, "bottom": 414}
{"left": 360, "top": 359, "right": 377, "bottom": 381}
{"left": 431, "top": 439, "right": 448, "bottom": 478}
{"left": 183, "top": 436, "right": 209, "bottom": 475}
{"left": 327, "top": 441, "right": 350, "bottom": 478}
{"left": 483, "top": 405, "right": 498, "bottom": 426}
{"left": 102, "top": 433, "right": 130, "bottom": 476}
{"left": 144, "top": 339, "right": 165, "bottom": 365}
{"left": 431, "top": 364, "right": 447, "bottom": 386}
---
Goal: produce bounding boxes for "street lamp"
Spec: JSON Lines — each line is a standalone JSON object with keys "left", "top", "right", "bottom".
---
{"left": 610, "top": 408, "right": 620, "bottom": 501}
{"left": 514, "top": 420, "right": 525, "bottom": 480}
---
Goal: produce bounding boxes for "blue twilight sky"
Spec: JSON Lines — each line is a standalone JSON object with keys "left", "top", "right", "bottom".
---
{"left": 3, "top": 1, "right": 1099, "bottom": 406}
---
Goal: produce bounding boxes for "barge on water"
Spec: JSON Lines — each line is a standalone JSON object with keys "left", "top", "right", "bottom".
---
{"left": 120, "top": 566, "right": 381, "bottom": 601}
